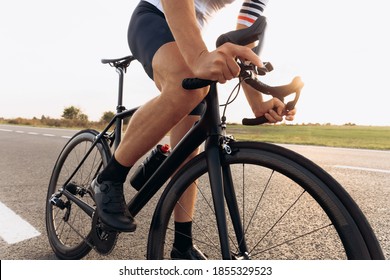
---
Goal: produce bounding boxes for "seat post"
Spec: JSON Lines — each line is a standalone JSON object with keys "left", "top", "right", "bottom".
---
{"left": 100, "top": 55, "right": 135, "bottom": 149}
{"left": 114, "top": 66, "right": 126, "bottom": 149}
{"left": 116, "top": 67, "right": 125, "bottom": 112}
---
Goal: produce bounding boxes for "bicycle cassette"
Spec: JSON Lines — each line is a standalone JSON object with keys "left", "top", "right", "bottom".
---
{"left": 91, "top": 212, "right": 119, "bottom": 255}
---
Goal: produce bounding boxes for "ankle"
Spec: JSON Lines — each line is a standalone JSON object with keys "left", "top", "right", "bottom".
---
{"left": 173, "top": 221, "right": 193, "bottom": 252}
{"left": 98, "top": 155, "right": 132, "bottom": 183}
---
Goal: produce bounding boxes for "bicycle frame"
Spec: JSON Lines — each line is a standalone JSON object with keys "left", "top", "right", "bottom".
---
{"left": 61, "top": 63, "right": 244, "bottom": 259}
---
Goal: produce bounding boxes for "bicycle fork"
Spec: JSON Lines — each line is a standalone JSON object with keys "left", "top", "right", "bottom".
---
{"left": 201, "top": 83, "right": 249, "bottom": 259}
{"left": 205, "top": 135, "right": 249, "bottom": 260}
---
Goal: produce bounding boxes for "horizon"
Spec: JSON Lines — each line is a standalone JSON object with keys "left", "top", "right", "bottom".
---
{"left": 1, "top": 114, "right": 389, "bottom": 128}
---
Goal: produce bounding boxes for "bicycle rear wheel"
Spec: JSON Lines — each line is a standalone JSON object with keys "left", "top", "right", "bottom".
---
{"left": 147, "top": 141, "right": 384, "bottom": 259}
{"left": 45, "top": 129, "right": 111, "bottom": 259}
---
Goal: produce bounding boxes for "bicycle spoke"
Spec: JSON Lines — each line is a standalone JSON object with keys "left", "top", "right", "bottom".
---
{"left": 249, "top": 190, "right": 306, "bottom": 256}
{"left": 250, "top": 223, "right": 333, "bottom": 257}
{"left": 54, "top": 210, "right": 66, "bottom": 240}
{"left": 82, "top": 144, "right": 100, "bottom": 185}
{"left": 65, "top": 219, "right": 94, "bottom": 249}
{"left": 242, "top": 166, "right": 274, "bottom": 245}
{"left": 196, "top": 181, "right": 215, "bottom": 216}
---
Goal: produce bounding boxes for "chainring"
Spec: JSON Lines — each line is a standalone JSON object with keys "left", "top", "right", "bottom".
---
{"left": 91, "top": 212, "right": 119, "bottom": 255}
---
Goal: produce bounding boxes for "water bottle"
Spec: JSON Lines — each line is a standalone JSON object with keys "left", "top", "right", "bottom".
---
{"left": 130, "top": 144, "right": 171, "bottom": 190}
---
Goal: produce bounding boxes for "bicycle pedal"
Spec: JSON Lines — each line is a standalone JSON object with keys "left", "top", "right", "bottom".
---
{"left": 49, "top": 196, "right": 66, "bottom": 210}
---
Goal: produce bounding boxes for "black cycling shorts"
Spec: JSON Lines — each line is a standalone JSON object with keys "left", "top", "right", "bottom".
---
{"left": 128, "top": 1, "right": 173, "bottom": 80}
{"left": 127, "top": 1, "right": 205, "bottom": 115}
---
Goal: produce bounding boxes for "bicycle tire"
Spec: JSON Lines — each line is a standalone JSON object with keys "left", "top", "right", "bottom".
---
{"left": 147, "top": 141, "right": 384, "bottom": 259}
{"left": 45, "top": 129, "right": 111, "bottom": 259}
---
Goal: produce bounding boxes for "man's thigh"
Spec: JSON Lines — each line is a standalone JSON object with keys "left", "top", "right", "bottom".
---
{"left": 128, "top": 2, "right": 206, "bottom": 115}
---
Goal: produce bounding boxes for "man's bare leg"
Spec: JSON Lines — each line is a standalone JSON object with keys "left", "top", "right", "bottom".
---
{"left": 115, "top": 42, "right": 208, "bottom": 167}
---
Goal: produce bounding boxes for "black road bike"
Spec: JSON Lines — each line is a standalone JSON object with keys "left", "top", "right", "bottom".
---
{"left": 45, "top": 17, "right": 384, "bottom": 260}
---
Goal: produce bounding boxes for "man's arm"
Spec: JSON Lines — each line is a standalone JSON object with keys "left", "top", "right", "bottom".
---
{"left": 236, "top": 1, "right": 296, "bottom": 122}
{"left": 161, "top": 0, "right": 207, "bottom": 68}
{"left": 161, "top": 0, "right": 262, "bottom": 83}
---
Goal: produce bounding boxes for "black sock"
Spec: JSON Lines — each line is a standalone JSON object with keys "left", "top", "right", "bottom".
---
{"left": 173, "top": 221, "right": 193, "bottom": 253}
{"left": 98, "top": 155, "right": 131, "bottom": 183}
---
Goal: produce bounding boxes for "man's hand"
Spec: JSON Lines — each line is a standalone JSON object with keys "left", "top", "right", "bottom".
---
{"left": 192, "top": 42, "right": 263, "bottom": 84}
{"left": 257, "top": 97, "right": 297, "bottom": 123}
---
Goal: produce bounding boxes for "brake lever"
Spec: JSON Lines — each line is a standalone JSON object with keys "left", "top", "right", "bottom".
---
{"left": 256, "top": 62, "right": 274, "bottom": 75}
{"left": 238, "top": 61, "right": 273, "bottom": 76}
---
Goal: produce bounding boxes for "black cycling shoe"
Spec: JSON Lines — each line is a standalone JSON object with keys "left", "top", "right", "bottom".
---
{"left": 171, "top": 245, "right": 207, "bottom": 260}
{"left": 91, "top": 178, "right": 136, "bottom": 232}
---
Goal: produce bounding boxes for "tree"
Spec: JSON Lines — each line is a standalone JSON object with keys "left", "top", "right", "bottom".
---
{"left": 100, "top": 111, "right": 115, "bottom": 123}
{"left": 62, "top": 106, "right": 88, "bottom": 122}
{"left": 62, "top": 106, "right": 80, "bottom": 120}
{"left": 78, "top": 113, "right": 89, "bottom": 122}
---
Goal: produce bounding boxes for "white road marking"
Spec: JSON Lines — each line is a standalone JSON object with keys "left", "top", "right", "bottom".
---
{"left": 0, "top": 127, "right": 73, "bottom": 139}
{"left": 0, "top": 201, "right": 41, "bottom": 244}
{"left": 334, "top": 165, "right": 390, "bottom": 174}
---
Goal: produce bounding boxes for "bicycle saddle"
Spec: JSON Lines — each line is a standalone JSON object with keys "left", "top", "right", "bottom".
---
{"left": 216, "top": 16, "right": 267, "bottom": 55}
{"left": 101, "top": 55, "right": 136, "bottom": 70}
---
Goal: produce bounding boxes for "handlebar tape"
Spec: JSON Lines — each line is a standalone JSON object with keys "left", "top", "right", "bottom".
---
{"left": 242, "top": 116, "right": 269, "bottom": 126}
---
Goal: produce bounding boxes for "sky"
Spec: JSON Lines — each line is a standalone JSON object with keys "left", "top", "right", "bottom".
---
{"left": 1, "top": 0, "right": 389, "bottom": 126}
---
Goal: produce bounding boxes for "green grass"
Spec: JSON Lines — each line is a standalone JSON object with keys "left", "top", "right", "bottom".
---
{"left": 226, "top": 124, "right": 390, "bottom": 150}
{"left": 2, "top": 117, "right": 389, "bottom": 150}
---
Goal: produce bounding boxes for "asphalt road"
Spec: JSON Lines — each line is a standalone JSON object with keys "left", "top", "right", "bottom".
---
{"left": 0, "top": 124, "right": 389, "bottom": 260}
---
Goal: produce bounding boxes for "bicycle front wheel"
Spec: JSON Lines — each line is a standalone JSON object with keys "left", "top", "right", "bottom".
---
{"left": 45, "top": 129, "right": 111, "bottom": 259}
{"left": 147, "top": 141, "right": 384, "bottom": 259}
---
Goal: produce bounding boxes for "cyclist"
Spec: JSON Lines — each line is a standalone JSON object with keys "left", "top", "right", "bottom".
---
{"left": 92, "top": 0, "right": 296, "bottom": 259}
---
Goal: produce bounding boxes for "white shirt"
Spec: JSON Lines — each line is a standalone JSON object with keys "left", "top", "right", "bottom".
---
{"left": 142, "top": 0, "right": 268, "bottom": 27}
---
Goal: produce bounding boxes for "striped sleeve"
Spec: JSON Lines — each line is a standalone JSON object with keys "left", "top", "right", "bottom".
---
{"left": 237, "top": 0, "right": 268, "bottom": 27}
